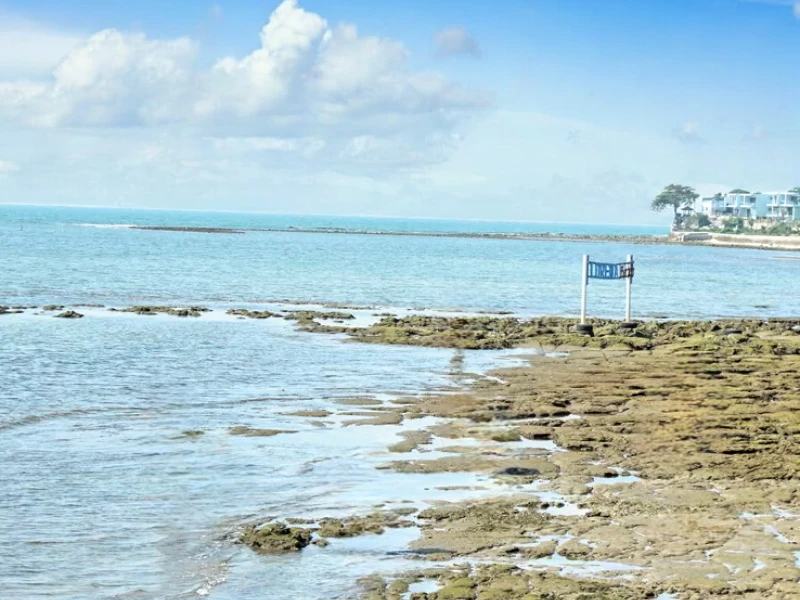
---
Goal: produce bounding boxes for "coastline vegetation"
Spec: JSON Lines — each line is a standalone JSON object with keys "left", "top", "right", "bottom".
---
{"left": 656, "top": 183, "right": 800, "bottom": 236}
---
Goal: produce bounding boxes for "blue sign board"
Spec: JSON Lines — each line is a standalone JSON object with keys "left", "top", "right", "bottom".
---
{"left": 588, "top": 261, "right": 634, "bottom": 280}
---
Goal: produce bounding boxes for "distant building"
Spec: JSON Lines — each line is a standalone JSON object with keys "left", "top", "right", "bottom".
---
{"left": 767, "top": 191, "right": 800, "bottom": 220}
{"left": 699, "top": 193, "right": 771, "bottom": 219}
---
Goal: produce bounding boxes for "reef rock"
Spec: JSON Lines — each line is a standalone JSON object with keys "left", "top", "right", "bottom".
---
{"left": 240, "top": 523, "right": 312, "bottom": 554}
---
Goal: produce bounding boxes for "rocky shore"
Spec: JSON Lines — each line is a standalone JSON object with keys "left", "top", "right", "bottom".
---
{"left": 6, "top": 304, "right": 800, "bottom": 596}
{"left": 257, "top": 227, "right": 667, "bottom": 246}
{"left": 100, "top": 223, "right": 800, "bottom": 252}
{"left": 246, "top": 315, "right": 800, "bottom": 599}
{"left": 131, "top": 226, "right": 245, "bottom": 234}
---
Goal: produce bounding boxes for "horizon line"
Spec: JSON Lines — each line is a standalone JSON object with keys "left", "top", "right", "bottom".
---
{"left": 0, "top": 202, "right": 671, "bottom": 229}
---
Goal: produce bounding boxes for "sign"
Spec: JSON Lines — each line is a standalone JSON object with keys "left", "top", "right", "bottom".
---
{"left": 588, "top": 261, "right": 635, "bottom": 280}
{"left": 581, "top": 255, "right": 635, "bottom": 325}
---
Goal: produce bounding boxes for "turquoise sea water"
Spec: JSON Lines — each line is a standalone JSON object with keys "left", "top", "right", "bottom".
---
{"left": 1, "top": 205, "right": 799, "bottom": 599}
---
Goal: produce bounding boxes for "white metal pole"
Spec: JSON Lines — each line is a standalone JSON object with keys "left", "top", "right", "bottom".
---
{"left": 625, "top": 254, "right": 633, "bottom": 322}
{"left": 581, "top": 255, "right": 589, "bottom": 325}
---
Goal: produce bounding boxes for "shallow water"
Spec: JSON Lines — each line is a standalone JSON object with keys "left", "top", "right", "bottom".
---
{"left": 0, "top": 309, "right": 533, "bottom": 599}
{"left": 2, "top": 206, "right": 799, "bottom": 599}
{"left": 2, "top": 205, "right": 799, "bottom": 318}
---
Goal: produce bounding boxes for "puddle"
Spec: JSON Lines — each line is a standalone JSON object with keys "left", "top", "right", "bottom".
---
{"left": 765, "top": 525, "right": 790, "bottom": 545}
{"left": 588, "top": 474, "right": 642, "bottom": 488}
{"left": 523, "top": 554, "right": 643, "bottom": 575}
{"left": 443, "top": 554, "right": 642, "bottom": 578}
{"left": 423, "top": 433, "right": 560, "bottom": 454}
{"left": 772, "top": 506, "right": 800, "bottom": 519}
{"left": 402, "top": 579, "right": 441, "bottom": 599}
{"left": 328, "top": 527, "right": 422, "bottom": 554}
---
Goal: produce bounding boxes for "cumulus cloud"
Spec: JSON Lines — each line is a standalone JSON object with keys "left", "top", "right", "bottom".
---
{"left": 433, "top": 26, "right": 480, "bottom": 58}
{"left": 672, "top": 121, "right": 705, "bottom": 144}
{"left": 0, "top": 159, "right": 20, "bottom": 174}
{"left": 0, "top": 0, "right": 489, "bottom": 131}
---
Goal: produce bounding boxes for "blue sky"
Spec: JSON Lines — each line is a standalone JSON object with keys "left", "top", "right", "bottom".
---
{"left": 0, "top": 0, "right": 798, "bottom": 224}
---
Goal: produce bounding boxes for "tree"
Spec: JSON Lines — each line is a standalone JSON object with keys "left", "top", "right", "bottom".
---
{"left": 790, "top": 187, "right": 800, "bottom": 195}
{"left": 728, "top": 188, "right": 750, "bottom": 194}
{"left": 651, "top": 184, "right": 700, "bottom": 228}
{"left": 696, "top": 213, "right": 711, "bottom": 228}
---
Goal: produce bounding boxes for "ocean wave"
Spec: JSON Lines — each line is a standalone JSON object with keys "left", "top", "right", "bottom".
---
{"left": 0, "top": 406, "right": 150, "bottom": 432}
{"left": 75, "top": 223, "right": 136, "bottom": 229}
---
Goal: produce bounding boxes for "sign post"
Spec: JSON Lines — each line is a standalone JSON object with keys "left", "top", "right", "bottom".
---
{"left": 581, "top": 255, "right": 589, "bottom": 325}
{"left": 625, "top": 254, "right": 633, "bottom": 323}
{"left": 580, "top": 254, "right": 635, "bottom": 327}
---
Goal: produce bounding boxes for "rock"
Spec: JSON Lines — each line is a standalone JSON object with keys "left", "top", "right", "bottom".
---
{"left": 489, "top": 429, "right": 522, "bottom": 442}
{"left": 132, "top": 226, "right": 244, "bottom": 234}
{"left": 42, "top": 305, "right": 64, "bottom": 311}
{"left": 54, "top": 311, "right": 84, "bottom": 319}
{"left": 228, "top": 426, "right": 296, "bottom": 437}
{"left": 175, "top": 430, "right": 205, "bottom": 439}
{"left": 226, "top": 308, "right": 276, "bottom": 319}
{"left": 114, "top": 306, "right": 210, "bottom": 317}
{"left": 495, "top": 467, "right": 539, "bottom": 477}
{"left": 239, "top": 523, "right": 312, "bottom": 554}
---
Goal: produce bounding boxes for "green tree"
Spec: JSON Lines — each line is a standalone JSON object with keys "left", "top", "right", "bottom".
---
{"left": 651, "top": 184, "right": 700, "bottom": 228}
{"left": 728, "top": 188, "right": 750, "bottom": 194}
{"left": 790, "top": 187, "right": 800, "bottom": 195}
{"left": 696, "top": 213, "right": 711, "bottom": 228}
{"left": 722, "top": 217, "right": 744, "bottom": 233}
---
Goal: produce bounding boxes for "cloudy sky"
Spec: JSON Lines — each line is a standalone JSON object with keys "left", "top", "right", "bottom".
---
{"left": 0, "top": 0, "right": 799, "bottom": 224}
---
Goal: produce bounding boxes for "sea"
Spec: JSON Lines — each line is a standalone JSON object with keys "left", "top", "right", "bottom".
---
{"left": 1, "top": 205, "right": 798, "bottom": 599}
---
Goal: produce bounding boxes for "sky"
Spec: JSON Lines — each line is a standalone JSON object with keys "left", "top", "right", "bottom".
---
{"left": 0, "top": 0, "right": 799, "bottom": 225}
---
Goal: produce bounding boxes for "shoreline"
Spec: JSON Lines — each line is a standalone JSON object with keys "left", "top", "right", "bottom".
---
{"left": 115, "top": 224, "right": 800, "bottom": 252}
{"left": 5, "top": 305, "right": 800, "bottom": 597}
{"left": 233, "top": 314, "right": 800, "bottom": 599}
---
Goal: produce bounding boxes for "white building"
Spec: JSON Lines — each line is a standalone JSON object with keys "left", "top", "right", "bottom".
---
{"left": 699, "top": 192, "right": 771, "bottom": 219}
{"left": 767, "top": 191, "right": 800, "bottom": 220}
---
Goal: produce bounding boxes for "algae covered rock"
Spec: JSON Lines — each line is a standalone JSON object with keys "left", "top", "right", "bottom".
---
{"left": 240, "top": 522, "right": 312, "bottom": 554}
{"left": 284, "top": 310, "right": 355, "bottom": 322}
{"left": 54, "top": 310, "right": 84, "bottom": 319}
{"left": 317, "top": 512, "right": 414, "bottom": 539}
{"left": 228, "top": 426, "right": 296, "bottom": 437}
{"left": 226, "top": 308, "right": 277, "bottom": 319}
{"left": 111, "top": 305, "right": 210, "bottom": 317}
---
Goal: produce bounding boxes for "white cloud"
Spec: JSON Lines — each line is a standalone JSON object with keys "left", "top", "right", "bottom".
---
{"left": 0, "top": 160, "right": 20, "bottom": 174}
{"left": 672, "top": 121, "right": 705, "bottom": 144}
{"left": 794, "top": 1, "right": 800, "bottom": 18}
{"left": 433, "top": 27, "right": 480, "bottom": 58}
{"left": 0, "top": 14, "right": 82, "bottom": 78}
{"left": 211, "top": 136, "right": 325, "bottom": 156}
{"left": 0, "top": 0, "right": 488, "bottom": 133}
